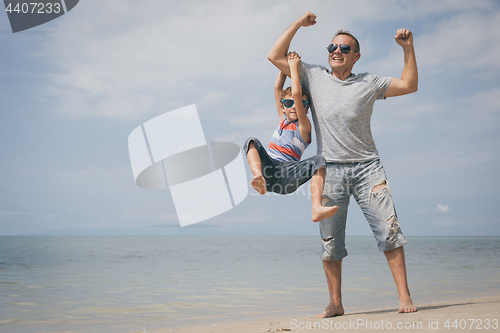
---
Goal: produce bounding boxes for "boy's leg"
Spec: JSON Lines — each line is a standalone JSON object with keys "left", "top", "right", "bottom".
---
{"left": 311, "top": 167, "right": 338, "bottom": 222}
{"left": 246, "top": 142, "right": 267, "bottom": 194}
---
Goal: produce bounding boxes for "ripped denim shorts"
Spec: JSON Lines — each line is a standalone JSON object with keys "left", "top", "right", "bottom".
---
{"left": 319, "top": 158, "right": 407, "bottom": 261}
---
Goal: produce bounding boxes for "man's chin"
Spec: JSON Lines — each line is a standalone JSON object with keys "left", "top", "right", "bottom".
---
{"left": 329, "top": 62, "right": 344, "bottom": 68}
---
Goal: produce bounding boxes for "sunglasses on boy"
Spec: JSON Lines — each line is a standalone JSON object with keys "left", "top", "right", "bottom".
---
{"left": 327, "top": 44, "right": 355, "bottom": 54}
{"left": 282, "top": 99, "right": 310, "bottom": 109}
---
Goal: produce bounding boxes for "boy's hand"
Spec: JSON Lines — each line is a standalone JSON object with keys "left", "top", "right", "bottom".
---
{"left": 297, "top": 11, "right": 316, "bottom": 27}
{"left": 395, "top": 28, "right": 413, "bottom": 49}
{"left": 287, "top": 51, "right": 301, "bottom": 68}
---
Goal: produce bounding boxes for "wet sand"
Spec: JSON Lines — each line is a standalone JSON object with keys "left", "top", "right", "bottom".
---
{"left": 128, "top": 295, "right": 500, "bottom": 333}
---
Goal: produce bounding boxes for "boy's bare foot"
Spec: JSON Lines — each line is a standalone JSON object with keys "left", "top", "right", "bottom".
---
{"left": 250, "top": 175, "right": 267, "bottom": 194}
{"left": 312, "top": 205, "right": 338, "bottom": 222}
{"left": 317, "top": 302, "right": 344, "bottom": 318}
{"left": 399, "top": 296, "right": 417, "bottom": 313}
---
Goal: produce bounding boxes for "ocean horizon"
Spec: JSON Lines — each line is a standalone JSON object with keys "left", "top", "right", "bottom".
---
{"left": 1, "top": 236, "right": 499, "bottom": 333}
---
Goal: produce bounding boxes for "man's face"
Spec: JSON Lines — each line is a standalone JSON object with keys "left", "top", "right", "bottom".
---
{"left": 328, "top": 35, "right": 361, "bottom": 72}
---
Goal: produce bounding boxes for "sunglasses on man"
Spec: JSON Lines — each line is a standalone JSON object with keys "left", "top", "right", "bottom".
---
{"left": 327, "top": 44, "right": 356, "bottom": 54}
{"left": 281, "top": 99, "right": 310, "bottom": 109}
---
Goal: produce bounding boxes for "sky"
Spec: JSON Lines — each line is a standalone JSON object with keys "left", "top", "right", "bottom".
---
{"left": 1, "top": 0, "right": 499, "bottom": 237}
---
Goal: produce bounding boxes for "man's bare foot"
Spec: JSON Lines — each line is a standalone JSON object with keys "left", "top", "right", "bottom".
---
{"left": 312, "top": 205, "right": 338, "bottom": 222}
{"left": 250, "top": 175, "right": 267, "bottom": 194}
{"left": 399, "top": 296, "right": 417, "bottom": 313}
{"left": 317, "top": 302, "right": 344, "bottom": 318}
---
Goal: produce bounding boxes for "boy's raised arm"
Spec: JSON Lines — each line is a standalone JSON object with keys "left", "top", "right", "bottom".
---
{"left": 268, "top": 11, "right": 316, "bottom": 78}
{"left": 274, "top": 71, "right": 287, "bottom": 118}
{"left": 288, "top": 52, "right": 311, "bottom": 143}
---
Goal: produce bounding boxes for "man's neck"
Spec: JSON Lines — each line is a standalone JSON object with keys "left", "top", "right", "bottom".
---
{"left": 330, "top": 68, "right": 353, "bottom": 81}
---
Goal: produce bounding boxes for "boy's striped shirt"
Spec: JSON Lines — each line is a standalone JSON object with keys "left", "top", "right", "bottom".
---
{"left": 267, "top": 116, "right": 311, "bottom": 162}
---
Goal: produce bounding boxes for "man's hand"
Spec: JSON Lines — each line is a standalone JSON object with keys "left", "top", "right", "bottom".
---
{"left": 298, "top": 11, "right": 316, "bottom": 27}
{"left": 395, "top": 29, "right": 413, "bottom": 49}
{"left": 386, "top": 29, "right": 418, "bottom": 98}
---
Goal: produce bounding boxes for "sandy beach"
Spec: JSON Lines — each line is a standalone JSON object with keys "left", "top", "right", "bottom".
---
{"left": 128, "top": 296, "right": 500, "bottom": 333}
{"left": 3, "top": 237, "right": 498, "bottom": 333}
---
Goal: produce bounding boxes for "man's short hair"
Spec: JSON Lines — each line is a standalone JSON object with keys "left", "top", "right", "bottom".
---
{"left": 281, "top": 86, "right": 311, "bottom": 102}
{"left": 333, "top": 30, "right": 360, "bottom": 53}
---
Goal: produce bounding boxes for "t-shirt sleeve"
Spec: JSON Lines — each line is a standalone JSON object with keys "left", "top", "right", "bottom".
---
{"left": 371, "top": 74, "right": 392, "bottom": 100}
{"left": 299, "top": 61, "right": 312, "bottom": 91}
{"left": 300, "top": 61, "right": 329, "bottom": 94}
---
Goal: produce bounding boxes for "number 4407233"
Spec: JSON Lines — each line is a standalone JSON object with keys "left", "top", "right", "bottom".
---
{"left": 5, "top": 2, "right": 62, "bottom": 14}
{"left": 444, "top": 319, "right": 498, "bottom": 330}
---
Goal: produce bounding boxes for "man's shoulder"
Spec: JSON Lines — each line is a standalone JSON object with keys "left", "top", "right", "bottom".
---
{"left": 348, "top": 73, "right": 392, "bottom": 97}
{"left": 300, "top": 61, "right": 329, "bottom": 72}
{"left": 350, "top": 72, "right": 373, "bottom": 80}
{"left": 351, "top": 72, "right": 391, "bottom": 84}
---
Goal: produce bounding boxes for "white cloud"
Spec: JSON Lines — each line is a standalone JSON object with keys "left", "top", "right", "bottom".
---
{"left": 54, "top": 164, "right": 133, "bottom": 199}
{"left": 39, "top": 0, "right": 500, "bottom": 120}
{"left": 367, "top": 6, "right": 500, "bottom": 79}
{"left": 230, "top": 107, "right": 277, "bottom": 127}
{"left": 437, "top": 204, "right": 449, "bottom": 212}
{"left": 418, "top": 204, "right": 449, "bottom": 214}
{"left": 434, "top": 217, "right": 492, "bottom": 227}
{"left": 434, "top": 218, "right": 462, "bottom": 227}
{"left": 42, "top": 0, "right": 287, "bottom": 119}
{"left": 453, "top": 87, "right": 500, "bottom": 134}
{"left": 372, "top": 95, "right": 443, "bottom": 134}
{"left": 0, "top": 210, "right": 56, "bottom": 222}
{"left": 199, "top": 91, "right": 229, "bottom": 109}
{"left": 120, "top": 212, "right": 178, "bottom": 221}
{"left": 416, "top": 10, "right": 500, "bottom": 77}
{"left": 0, "top": 211, "right": 34, "bottom": 219}
{"left": 386, "top": 139, "right": 500, "bottom": 178}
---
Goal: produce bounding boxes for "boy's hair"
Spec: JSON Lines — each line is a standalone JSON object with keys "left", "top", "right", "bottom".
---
{"left": 333, "top": 29, "right": 360, "bottom": 53}
{"left": 281, "top": 85, "right": 311, "bottom": 102}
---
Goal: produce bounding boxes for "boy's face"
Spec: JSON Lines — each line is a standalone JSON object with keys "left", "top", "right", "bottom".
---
{"left": 281, "top": 94, "right": 308, "bottom": 122}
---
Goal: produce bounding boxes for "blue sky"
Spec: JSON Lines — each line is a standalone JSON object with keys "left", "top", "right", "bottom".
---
{"left": 1, "top": 0, "right": 499, "bottom": 236}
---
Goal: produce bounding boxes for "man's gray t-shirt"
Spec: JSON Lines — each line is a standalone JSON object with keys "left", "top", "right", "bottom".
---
{"left": 300, "top": 61, "right": 392, "bottom": 163}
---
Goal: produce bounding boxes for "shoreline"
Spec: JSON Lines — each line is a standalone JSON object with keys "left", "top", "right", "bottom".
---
{"left": 128, "top": 295, "right": 500, "bottom": 333}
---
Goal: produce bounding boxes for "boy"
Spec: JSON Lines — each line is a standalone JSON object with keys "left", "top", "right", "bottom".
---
{"left": 244, "top": 52, "right": 338, "bottom": 222}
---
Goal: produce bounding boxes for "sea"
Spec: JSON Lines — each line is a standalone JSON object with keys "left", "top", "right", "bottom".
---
{"left": 0, "top": 236, "right": 499, "bottom": 333}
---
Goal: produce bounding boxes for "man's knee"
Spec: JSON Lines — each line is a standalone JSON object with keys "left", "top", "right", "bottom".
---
{"left": 321, "top": 236, "right": 347, "bottom": 261}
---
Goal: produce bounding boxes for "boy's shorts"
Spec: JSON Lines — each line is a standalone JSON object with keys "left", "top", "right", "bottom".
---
{"left": 243, "top": 137, "right": 325, "bottom": 194}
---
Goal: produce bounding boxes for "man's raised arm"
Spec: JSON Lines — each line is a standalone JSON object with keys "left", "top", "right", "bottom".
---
{"left": 268, "top": 11, "right": 316, "bottom": 78}
{"left": 385, "top": 29, "right": 418, "bottom": 98}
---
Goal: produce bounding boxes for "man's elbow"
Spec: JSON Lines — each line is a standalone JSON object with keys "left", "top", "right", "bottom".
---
{"left": 404, "top": 80, "right": 418, "bottom": 94}
{"left": 268, "top": 51, "right": 278, "bottom": 64}
{"left": 410, "top": 82, "right": 418, "bottom": 93}
{"left": 268, "top": 56, "right": 283, "bottom": 70}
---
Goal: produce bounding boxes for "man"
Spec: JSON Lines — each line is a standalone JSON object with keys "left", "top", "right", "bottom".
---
{"left": 268, "top": 11, "right": 418, "bottom": 317}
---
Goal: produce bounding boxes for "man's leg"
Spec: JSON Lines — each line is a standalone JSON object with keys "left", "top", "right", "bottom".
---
{"left": 384, "top": 246, "right": 417, "bottom": 313}
{"left": 318, "top": 259, "right": 344, "bottom": 318}
{"left": 353, "top": 158, "right": 416, "bottom": 313}
{"left": 318, "top": 162, "right": 349, "bottom": 317}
